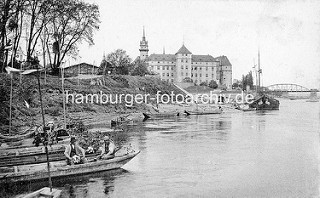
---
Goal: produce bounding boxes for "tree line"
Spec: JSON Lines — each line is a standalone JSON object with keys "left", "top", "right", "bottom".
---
{"left": 98, "top": 49, "right": 151, "bottom": 76}
{"left": 0, "top": 0, "right": 100, "bottom": 74}
{"left": 232, "top": 71, "right": 254, "bottom": 91}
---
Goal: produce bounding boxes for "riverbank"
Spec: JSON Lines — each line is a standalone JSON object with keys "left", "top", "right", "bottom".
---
{"left": 0, "top": 73, "right": 187, "bottom": 135}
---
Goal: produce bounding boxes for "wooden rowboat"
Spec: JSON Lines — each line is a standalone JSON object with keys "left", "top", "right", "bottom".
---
{"left": 0, "top": 127, "right": 37, "bottom": 142}
{"left": 16, "top": 187, "right": 61, "bottom": 198}
{"left": 0, "top": 149, "right": 102, "bottom": 168}
{"left": 142, "top": 112, "right": 180, "bottom": 120}
{"left": 0, "top": 150, "right": 140, "bottom": 184}
{"left": 184, "top": 109, "right": 222, "bottom": 116}
{"left": 235, "top": 104, "right": 256, "bottom": 112}
{"left": 0, "top": 143, "right": 66, "bottom": 158}
{"left": 111, "top": 116, "right": 133, "bottom": 127}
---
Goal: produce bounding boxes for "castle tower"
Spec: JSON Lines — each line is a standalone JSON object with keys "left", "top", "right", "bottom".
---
{"left": 139, "top": 26, "right": 149, "bottom": 60}
{"left": 175, "top": 44, "right": 192, "bottom": 83}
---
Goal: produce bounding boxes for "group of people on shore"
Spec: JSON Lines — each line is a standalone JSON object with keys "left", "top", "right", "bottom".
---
{"left": 64, "top": 135, "right": 116, "bottom": 165}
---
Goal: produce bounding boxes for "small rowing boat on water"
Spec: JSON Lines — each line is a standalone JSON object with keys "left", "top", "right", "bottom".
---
{"left": 0, "top": 142, "right": 66, "bottom": 158}
{"left": 235, "top": 104, "right": 256, "bottom": 112}
{"left": 16, "top": 187, "right": 61, "bottom": 198}
{"left": 306, "top": 98, "right": 319, "bottom": 102}
{"left": 111, "top": 116, "right": 133, "bottom": 127}
{"left": 142, "top": 112, "right": 180, "bottom": 120}
{"left": 0, "top": 150, "right": 140, "bottom": 183}
{"left": 184, "top": 108, "right": 222, "bottom": 116}
{"left": 0, "top": 127, "right": 37, "bottom": 142}
{"left": 0, "top": 149, "right": 102, "bottom": 168}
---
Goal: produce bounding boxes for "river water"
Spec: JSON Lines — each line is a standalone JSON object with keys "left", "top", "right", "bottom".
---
{"left": 14, "top": 99, "right": 319, "bottom": 197}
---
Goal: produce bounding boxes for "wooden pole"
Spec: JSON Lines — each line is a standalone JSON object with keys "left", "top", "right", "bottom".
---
{"left": 9, "top": 72, "right": 13, "bottom": 135}
{"left": 43, "top": 32, "right": 46, "bottom": 84}
{"left": 36, "top": 66, "right": 52, "bottom": 192}
{"left": 9, "top": 43, "right": 15, "bottom": 135}
{"left": 19, "top": 60, "right": 22, "bottom": 84}
{"left": 257, "top": 47, "right": 261, "bottom": 92}
{"left": 62, "top": 65, "right": 66, "bottom": 130}
{"left": 78, "top": 63, "right": 80, "bottom": 86}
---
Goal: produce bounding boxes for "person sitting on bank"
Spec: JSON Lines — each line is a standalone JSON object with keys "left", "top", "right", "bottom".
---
{"left": 98, "top": 136, "right": 116, "bottom": 160}
{"left": 64, "top": 136, "right": 86, "bottom": 165}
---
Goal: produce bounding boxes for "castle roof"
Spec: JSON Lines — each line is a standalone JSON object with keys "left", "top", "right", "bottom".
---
{"left": 192, "top": 55, "right": 215, "bottom": 62}
{"left": 215, "top": 55, "right": 232, "bottom": 66}
{"left": 175, "top": 45, "right": 192, "bottom": 55}
{"left": 147, "top": 54, "right": 176, "bottom": 62}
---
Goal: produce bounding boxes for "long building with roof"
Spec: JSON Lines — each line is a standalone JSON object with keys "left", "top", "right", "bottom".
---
{"left": 136, "top": 28, "right": 232, "bottom": 89}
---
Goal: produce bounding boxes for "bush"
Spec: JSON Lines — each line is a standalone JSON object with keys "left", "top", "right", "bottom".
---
{"left": 44, "top": 107, "right": 62, "bottom": 116}
{"left": 183, "top": 77, "right": 193, "bottom": 83}
{"left": 208, "top": 80, "right": 218, "bottom": 89}
{"left": 199, "top": 82, "right": 208, "bottom": 86}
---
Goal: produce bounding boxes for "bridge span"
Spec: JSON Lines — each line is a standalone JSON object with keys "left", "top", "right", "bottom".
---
{"left": 266, "top": 84, "right": 318, "bottom": 92}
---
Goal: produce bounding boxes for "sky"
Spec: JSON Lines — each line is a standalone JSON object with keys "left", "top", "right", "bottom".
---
{"left": 77, "top": 0, "right": 320, "bottom": 89}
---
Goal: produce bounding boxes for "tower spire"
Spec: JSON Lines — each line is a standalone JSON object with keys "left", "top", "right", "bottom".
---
{"left": 139, "top": 26, "right": 148, "bottom": 60}
{"left": 182, "top": 34, "right": 185, "bottom": 46}
{"left": 163, "top": 46, "right": 165, "bottom": 54}
{"left": 142, "top": 26, "right": 146, "bottom": 41}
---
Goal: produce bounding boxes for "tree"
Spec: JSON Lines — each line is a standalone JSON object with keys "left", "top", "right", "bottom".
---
{"left": 183, "top": 77, "right": 193, "bottom": 83}
{"left": 199, "top": 81, "right": 208, "bottom": 86}
{"left": 208, "top": 80, "right": 218, "bottom": 89}
{"left": 0, "top": 0, "right": 18, "bottom": 71}
{"left": 0, "top": 0, "right": 100, "bottom": 75}
{"left": 25, "top": 0, "right": 53, "bottom": 62}
{"left": 46, "top": 0, "right": 100, "bottom": 75}
{"left": 98, "top": 53, "right": 112, "bottom": 75}
{"left": 131, "top": 60, "right": 150, "bottom": 76}
{"left": 241, "top": 71, "right": 254, "bottom": 91}
{"left": 107, "top": 49, "right": 131, "bottom": 75}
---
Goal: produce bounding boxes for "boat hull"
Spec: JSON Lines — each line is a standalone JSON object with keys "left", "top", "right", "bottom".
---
{"left": 249, "top": 95, "right": 280, "bottom": 110}
{"left": 0, "top": 151, "right": 140, "bottom": 184}
{"left": 184, "top": 110, "right": 222, "bottom": 115}
{"left": 306, "top": 99, "right": 319, "bottom": 102}
{"left": 143, "top": 112, "right": 180, "bottom": 120}
{"left": 0, "top": 127, "right": 36, "bottom": 142}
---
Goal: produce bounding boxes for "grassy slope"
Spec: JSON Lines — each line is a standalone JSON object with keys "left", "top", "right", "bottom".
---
{"left": 0, "top": 74, "right": 184, "bottom": 134}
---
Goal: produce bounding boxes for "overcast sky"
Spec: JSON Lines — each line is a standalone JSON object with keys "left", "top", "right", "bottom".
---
{"left": 78, "top": 0, "right": 320, "bottom": 89}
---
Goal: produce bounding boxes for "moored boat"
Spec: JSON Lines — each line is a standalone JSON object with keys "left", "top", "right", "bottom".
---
{"left": 0, "top": 150, "right": 140, "bottom": 183}
{"left": 111, "top": 116, "right": 133, "bottom": 127}
{"left": 306, "top": 98, "right": 319, "bottom": 102}
{"left": 0, "top": 149, "right": 102, "bottom": 168}
{"left": 184, "top": 108, "right": 222, "bottom": 115}
{"left": 0, "top": 127, "right": 37, "bottom": 142}
{"left": 235, "top": 104, "right": 256, "bottom": 112}
{"left": 249, "top": 94, "right": 280, "bottom": 110}
{"left": 249, "top": 48, "right": 280, "bottom": 111}
{"left": 143, "top": 112, "right": 180, "bottom": 120}
{"left": 16, "top": 187, "right": 61, "bottom": 198}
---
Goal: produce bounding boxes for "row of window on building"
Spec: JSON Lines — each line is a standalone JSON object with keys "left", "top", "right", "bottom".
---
{"left": 151, "top": 61, "right": 212, "bottom": 65}
{"left": 161, "top": 78, "right": 213, "bottom": 84}
{"left": 159, "top": 72, "right": 215, "bottom": 78}
{"left": 150, "top": 65, "right": 220, "bottom": 71}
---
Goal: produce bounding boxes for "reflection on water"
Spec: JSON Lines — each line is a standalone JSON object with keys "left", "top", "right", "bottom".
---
{"left": 11, "top": 100, "right": 320, "bottom": 197}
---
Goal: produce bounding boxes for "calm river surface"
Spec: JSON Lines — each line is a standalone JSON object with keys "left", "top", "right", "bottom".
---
{"left": 15, "top": 99, "right": 319, "bottom": 197}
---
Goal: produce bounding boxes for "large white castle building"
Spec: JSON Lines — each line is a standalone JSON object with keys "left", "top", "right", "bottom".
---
{"left": 136, "top": 28, "right": 232, "bottom": 89}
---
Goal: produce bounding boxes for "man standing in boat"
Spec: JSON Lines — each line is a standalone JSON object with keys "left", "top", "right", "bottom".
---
{"left": 98, "top": 136, "right": 116, "bottom": 159}
{"left": 64, "top": 136, "right": 86, "bottom": 165}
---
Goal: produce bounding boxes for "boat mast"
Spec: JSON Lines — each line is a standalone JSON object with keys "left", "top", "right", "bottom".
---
{"left": 257, "top": 47, "right": 261, "bottom": 92}
{"left": 253, "top": 59, "right": 258, "bottom": 95}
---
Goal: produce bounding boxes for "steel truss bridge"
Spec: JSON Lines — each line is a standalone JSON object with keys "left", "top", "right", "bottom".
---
{"left": 266, "top": 84, "right": 318, "bottom": 92}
